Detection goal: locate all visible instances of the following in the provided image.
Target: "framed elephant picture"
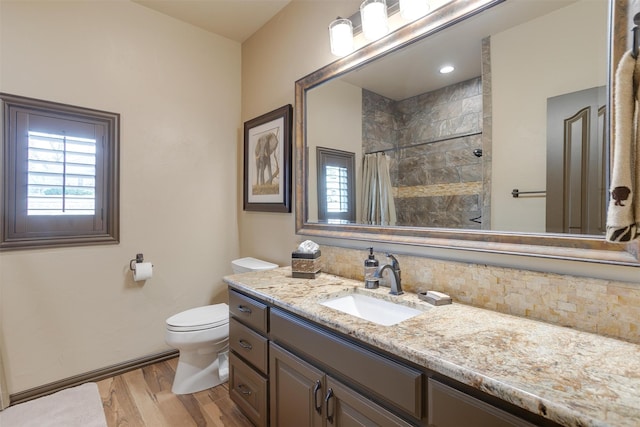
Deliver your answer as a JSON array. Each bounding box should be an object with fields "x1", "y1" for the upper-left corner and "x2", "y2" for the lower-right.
[{"x1": 243, "y1": 104, "x2": 292, "y2": 212}]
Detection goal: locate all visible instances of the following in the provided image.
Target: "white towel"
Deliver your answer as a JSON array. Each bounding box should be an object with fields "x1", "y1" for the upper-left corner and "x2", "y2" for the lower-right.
[{"x1": 606, "y1": 50, "x2": 640, "y2": 242}]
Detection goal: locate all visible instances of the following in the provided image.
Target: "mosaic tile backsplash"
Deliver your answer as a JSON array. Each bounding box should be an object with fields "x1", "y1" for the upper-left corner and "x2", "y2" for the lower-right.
[{"x1": 320, "y1": 245, "x2": 640, "y2": 344}]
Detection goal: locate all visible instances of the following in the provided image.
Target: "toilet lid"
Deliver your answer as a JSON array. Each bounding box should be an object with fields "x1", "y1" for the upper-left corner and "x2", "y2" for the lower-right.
[
  {"x1": 166, "y1": 304, "x2": 229, "y2": 332},
  {"x1": 232, "y1": 257, "x2": 278, "y2": 272}
]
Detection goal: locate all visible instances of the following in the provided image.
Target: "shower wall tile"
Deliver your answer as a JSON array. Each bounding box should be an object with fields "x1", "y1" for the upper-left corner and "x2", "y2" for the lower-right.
[
  {"x1": 446, "y1": 147, "x2": 481, "y2": 168},
  {"x1": 460, "y1": 164, "x2": 482, "y2": 182},
  {"x1": 427, "y1": 166, "x2": 461, "y2": 184},
  {"x1": 362, "y1": 78, "x2": 484, "y2": 229}
]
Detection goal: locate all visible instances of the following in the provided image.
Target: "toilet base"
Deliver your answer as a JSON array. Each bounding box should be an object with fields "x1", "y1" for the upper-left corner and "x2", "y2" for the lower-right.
[{"x1": 171, "y1": 345, "x2": 229, "y2": 394}]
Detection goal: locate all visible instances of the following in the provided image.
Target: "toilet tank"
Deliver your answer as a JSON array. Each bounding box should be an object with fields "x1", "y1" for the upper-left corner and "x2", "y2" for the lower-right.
[{"x1": 231, "y1": 257, "x2": 278, "y2": 273}]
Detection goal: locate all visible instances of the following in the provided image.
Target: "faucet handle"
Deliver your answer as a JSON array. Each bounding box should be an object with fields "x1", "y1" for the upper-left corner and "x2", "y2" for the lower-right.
[{"x1": 385, "y1": 253, "x2": 400, "y2": 270}]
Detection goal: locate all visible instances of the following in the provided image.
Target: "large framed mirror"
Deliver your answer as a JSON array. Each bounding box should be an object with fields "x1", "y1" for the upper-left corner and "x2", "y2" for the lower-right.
[{"x1": 295, "y1": 0, "x2": 640, "y2": 266}]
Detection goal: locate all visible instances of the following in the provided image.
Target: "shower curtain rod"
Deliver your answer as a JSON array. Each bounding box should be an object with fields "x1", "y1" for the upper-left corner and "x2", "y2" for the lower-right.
[{"x1": 366, "y1": 131, "x2": 482, "y2": 155}]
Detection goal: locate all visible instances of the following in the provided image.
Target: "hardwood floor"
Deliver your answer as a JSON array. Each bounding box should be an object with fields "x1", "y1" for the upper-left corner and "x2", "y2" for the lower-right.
[{"x1": 97, "y1": 357, "x2": 253, "y2": 427}]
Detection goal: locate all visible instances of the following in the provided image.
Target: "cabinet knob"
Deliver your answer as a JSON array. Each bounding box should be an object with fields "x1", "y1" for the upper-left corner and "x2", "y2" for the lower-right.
[
  {"x1": 237, "y1": 384, "x2": 252, "y2": 396},
  {"x1": 237, "y1": 305, "x2": 252, "y2": 314},
  {"x1": 238, "y1": 339, "x2": 253, "y2": 350}
]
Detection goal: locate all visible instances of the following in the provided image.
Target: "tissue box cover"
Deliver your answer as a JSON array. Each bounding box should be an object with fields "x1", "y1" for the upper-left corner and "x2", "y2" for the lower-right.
[{"x1": 291, "y1": 250, "x2": 321, "y2": 278}]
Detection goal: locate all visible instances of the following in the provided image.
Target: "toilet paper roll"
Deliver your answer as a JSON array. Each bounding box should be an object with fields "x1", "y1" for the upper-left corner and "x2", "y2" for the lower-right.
[{"x1": 133, "y1": 262, "x2": 153, "y2": 281}]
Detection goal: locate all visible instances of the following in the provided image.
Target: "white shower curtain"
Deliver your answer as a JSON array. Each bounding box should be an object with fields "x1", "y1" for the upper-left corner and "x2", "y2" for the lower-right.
[{"x1": 360, "y1": 153, "x2": 397, "y2": 226}]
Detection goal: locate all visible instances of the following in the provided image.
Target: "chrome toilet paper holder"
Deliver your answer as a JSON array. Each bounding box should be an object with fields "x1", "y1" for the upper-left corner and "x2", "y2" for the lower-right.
[{"x1": 129, "y1": 253, "x2": 145, "y2": 271}]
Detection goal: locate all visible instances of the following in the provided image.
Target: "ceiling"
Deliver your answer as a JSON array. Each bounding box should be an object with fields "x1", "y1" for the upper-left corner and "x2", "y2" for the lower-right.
[{"x1": 132, "y1": 0, "x2": 292, "y2": 42}]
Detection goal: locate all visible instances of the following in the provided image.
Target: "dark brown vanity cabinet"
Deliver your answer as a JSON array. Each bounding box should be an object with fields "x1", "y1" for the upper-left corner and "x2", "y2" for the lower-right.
[
  {"x1": 269, "y1": 308, "x2": 422, "y2": 426},
  {"x1": 324, "y1": 376, "x2": 413, "y2": 427},
  {"x1": 270, "y1": 342, "x2": 412, "y2": 427},
  {"x1": 269, "y1": 343, "x2": 324, "y2": 427}
]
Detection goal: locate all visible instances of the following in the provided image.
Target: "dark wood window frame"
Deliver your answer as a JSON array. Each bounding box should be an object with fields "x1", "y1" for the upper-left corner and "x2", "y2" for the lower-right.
[
  {"x1": 1, "y1": 93, "x2": 120, "y2": 250},
  {"x1": 316, "y1": 147, "x2": 356, "y2": 223}
]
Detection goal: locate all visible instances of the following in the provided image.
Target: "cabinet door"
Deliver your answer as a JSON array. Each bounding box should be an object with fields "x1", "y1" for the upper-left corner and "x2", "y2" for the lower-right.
[
  {"x1": 271, "y1": 308, "x2": 422, "y2": 419},
  {"x1": 428, "y1": 379, "x2": 537, "y2": 427},
  {"x1": 325, "y1": 377, "x2": 413, "y2": 427},
  {"x1": 270, "y1": 343, "x2": 325, "y2": 427}
]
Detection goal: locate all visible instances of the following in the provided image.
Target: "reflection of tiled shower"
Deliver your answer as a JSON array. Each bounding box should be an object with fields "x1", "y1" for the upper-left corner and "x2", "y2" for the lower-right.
[{"x1": 362, "y1": 77, "x2": 484, "y2": 228}]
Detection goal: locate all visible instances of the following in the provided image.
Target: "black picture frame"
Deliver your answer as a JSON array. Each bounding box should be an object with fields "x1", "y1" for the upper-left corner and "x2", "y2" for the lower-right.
[{"x1": 243, "y1": 104, "x2": 292, "y2": 212}]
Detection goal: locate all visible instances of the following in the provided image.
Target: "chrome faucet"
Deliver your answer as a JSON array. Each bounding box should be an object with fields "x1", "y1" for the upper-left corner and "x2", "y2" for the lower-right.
[{"x1": 374, "y1": 254, "x2": 403, "y2": 295}]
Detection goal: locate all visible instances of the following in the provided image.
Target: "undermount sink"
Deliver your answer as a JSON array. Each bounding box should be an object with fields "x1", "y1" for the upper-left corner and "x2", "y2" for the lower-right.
[{"x1": 320, "y1": 291, "x2": 426, "y2": 326}]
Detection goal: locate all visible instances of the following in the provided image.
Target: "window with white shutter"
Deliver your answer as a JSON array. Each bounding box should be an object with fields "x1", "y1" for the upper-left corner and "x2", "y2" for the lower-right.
[
  {"x1": 316, "y1": 147, "x2": 355, "y2": 223},
  {"x1": 1, "y1": 93, "x2": 120, "y2": 250}
]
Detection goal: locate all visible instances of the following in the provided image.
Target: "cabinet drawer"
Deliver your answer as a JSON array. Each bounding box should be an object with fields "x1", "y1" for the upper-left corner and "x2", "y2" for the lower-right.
[
  {"x1": 270, "y1": 308, "x2": 422, "y2": 419},
  {"x1": 428, "y1": 378, "x2": 537, "y2": 427},
  {"x1": 229, "y1": 352, "x2": 268, "y2": 427},
  {"x1": 229, "y1": 289, "x2": 268, "y2": 334},
  {"x1": 230, "y1": 317, "x2": 269, "y2": 373}
]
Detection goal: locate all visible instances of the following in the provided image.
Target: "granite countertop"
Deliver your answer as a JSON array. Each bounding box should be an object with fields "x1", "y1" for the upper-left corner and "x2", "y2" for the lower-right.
[{"x1": 223, "y1": 267, "x2": 640, "y2": 427}]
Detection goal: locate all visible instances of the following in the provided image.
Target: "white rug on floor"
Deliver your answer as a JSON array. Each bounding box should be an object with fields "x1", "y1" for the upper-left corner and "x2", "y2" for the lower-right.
[{"x1": 0, "y1": 382, "x2": 107, "y2": 427}]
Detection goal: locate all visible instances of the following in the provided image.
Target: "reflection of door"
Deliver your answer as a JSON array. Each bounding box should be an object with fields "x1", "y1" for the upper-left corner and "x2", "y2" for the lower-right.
[{"x1": 546, "y1": 86, "x2": 607, "y2": 234}]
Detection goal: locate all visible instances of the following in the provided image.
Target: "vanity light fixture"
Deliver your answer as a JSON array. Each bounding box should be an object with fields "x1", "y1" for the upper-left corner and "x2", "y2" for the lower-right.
[
  {"x1": 439, "y1": 64, "x2": 455, "y2": 74},
  {"x1": 329, "y1": 18, "x2": 355, "y2": 56},
  {"x1": 361, "y1": 0, "x2": 389, "y2": 41},
  {"x1": 328, "y1": 0, "x2": 445, "y2": 55},
  {"x1": 399, "y1": 0, "x2": 430, "y2": 21}
]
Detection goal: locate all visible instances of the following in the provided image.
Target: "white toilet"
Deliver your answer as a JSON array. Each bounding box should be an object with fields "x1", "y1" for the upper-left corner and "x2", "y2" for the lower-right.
[
  {"x1": 165, "y1": 304, "x2": 229, "y2": 394},
  {"x1": 165, "y1": 257, "x2": 277, "y2": 395}
]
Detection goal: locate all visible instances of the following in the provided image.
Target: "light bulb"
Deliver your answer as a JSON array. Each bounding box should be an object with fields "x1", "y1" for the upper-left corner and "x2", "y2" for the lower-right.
[
  {"x1": 440, "y1": 65, "x2": 455, "y2": 74},
  {"x1": 329, "y1": 18, "x2": 354, "y2": 56},
  {"x1": 360, "y1": 0, "x2": 389, "y2": 41}
]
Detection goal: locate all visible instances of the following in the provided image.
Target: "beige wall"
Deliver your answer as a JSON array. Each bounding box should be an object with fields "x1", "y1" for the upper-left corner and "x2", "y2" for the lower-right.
[
  {"x1": 240, "y1": 0, "x2": 362, "y2": 265},
  {"x1": 491, "y1": 0, "x2": 608, "y2": 232},
  {"x1": 0, "y1": 1, "x2": 241, "y2": 393}
]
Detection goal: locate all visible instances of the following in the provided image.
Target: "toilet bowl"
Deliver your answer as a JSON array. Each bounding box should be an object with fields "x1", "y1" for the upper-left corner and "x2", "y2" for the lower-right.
[
  {"x1": 164, "y1": 257, "x2": 277, "y2": 395},
  {"x1": 165, "y1": 304, "x2": 229, "y2": 394}
]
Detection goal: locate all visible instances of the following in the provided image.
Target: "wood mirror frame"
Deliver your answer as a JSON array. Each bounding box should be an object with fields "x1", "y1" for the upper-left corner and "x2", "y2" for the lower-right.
[{"x1": 295, "y1": 0, "x2": 640, "y2": 266}]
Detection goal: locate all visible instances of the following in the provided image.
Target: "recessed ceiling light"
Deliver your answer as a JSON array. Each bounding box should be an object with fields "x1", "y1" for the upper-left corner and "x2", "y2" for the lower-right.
[{"x1": 439, "y1": 65, "x2": 455, "y2": 74}]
